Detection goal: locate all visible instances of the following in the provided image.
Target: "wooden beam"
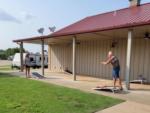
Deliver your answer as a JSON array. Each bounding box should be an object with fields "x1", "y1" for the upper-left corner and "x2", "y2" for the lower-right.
[
  {"x1": 72, "y1": 36, "x2": 76, "y2": 81},
  {"x1": 20, "y1": 42, "x2": 24, "y2": 72},
  {"x1": 125, "y1": 29, "x2": 133, "y2": 90},
  {"x1": 48, "y1": 45, "x2": 51, "y2": 71},
  {"x1": 41, "y1": 40, "x2": 45, "y2": 76}
]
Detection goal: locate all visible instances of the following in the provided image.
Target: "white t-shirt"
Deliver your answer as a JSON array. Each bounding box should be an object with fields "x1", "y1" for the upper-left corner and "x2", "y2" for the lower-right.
[{"x1": 25, "y1": 57, "x2": 30, "y2": 66}]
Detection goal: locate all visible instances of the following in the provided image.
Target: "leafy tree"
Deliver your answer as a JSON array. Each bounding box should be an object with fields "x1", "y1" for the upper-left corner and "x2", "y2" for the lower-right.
[
  {"x1": 0, "y1": 47, "x2": 25, "y2": 60},
  {"x1": 0, "y1": 53, "x2": 7, "y2": 60}
]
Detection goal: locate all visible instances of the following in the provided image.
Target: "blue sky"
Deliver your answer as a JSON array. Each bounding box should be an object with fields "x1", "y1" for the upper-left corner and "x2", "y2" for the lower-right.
[{"x1": 0, "y1": 0, "x2": 149, "y2": 52}]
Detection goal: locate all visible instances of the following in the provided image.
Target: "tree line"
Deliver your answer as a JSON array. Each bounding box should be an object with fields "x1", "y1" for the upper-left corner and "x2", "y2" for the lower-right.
[{"x1": 0, "y1": 48, "x2": 25, "y2": 60}]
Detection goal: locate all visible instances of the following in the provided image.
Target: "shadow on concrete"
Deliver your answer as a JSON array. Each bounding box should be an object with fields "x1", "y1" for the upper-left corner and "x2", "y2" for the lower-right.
[
  {"x1": 44, "y1": 77, "x2": 62, "y2": 80},
  {"x1": 32, "y1": 72, "x2": 62, "y2": 80}
]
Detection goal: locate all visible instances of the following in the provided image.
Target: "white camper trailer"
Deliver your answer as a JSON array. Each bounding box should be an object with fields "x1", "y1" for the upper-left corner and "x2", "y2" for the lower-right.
[
  {"x1": 35, "y1": 52, "x2": 48, "y2": 68},
  {"x1": 12, "y1": 53, "x2": 36, "y2": 69}
]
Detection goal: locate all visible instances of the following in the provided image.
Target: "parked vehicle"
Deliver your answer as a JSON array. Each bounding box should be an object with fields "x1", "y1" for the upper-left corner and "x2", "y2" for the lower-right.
[
  {"x1": 12, "y1": 52, "x2": 48, "y2": 69},
  {"x1": 12, "y1": 53, "x2": 36, "y2": 69},
  {"x1": 7, "y1": 55, "x2": 14, "y2": 61},
  {"x1": 35, "y1": 52, "x2": 48, "y2": 68}
]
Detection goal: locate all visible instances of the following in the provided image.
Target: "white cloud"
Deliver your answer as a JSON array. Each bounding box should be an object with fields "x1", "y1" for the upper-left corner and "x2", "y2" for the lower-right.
[{"x1": 0, "y1": 8, "x2": 21, "y2": 23}]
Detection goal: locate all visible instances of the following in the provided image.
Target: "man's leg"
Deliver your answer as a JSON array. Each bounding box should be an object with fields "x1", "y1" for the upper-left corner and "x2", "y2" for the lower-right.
[
  {"x1": 28, "y1": 68, "x2": 31, "y2": 77},
  {"x1": 25, "y1": 67, "x2": 28, "y2": 78},
  {"x1": 117, "y1": 69, "x2": 123, "y2": 90},
  {"x1": 112, "y1": 69, "x2": 117, "y2": 88},
  {"x1": 113, "y1": 78, "x2": 117, "y2": 89},
  {"x1": 27, "y1": 68, "x2": 29, "y2": 77},
  {"x1": 118, "y1": 78, "x2": 123, "y2": 90}
]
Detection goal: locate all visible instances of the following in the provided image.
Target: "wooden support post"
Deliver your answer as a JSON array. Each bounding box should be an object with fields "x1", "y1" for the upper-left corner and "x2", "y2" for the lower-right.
[
  {"x1": 125, "y1": 30, "x2": 133, "y2": 90},
  {"x1": 20, "y1": 42, "x2": 24, "y2": 72},
  {"x1": 48, "y1": 45, "x2": 51, "y2": 71},
  {"x1": 72, "y1": 36, "x2": 76, "y2": 81},
  {"x1": 41, "y1": 40, "x2": 45, "y2": 76}
]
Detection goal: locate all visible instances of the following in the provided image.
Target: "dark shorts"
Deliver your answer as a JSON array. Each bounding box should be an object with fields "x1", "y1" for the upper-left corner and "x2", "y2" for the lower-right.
[
  {"x1": 25, "y1": 65, "x2": 30, "y2": 68},
  {"x1": 112, "y1": 67, "x2": 120, "y2": 79}
]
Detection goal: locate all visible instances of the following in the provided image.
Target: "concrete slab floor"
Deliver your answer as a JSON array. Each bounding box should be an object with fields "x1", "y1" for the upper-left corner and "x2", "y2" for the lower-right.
[{"x1": 96, "y1": 101, "x2": 150, "y2": 113}]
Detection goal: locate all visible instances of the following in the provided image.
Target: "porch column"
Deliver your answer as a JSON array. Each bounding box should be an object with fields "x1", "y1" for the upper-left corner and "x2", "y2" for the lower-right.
[
  {"x1": 72, "y1": 36, "x2": 76, "y2": 81},
  {"x1": 41, "y1": 39, "x2": 45, "y2": 76},
  {"x1": 125, "y1": 29, "x2": 133, "y2": 90},
  {"x1": 20, "y1": 42, "x2": 24, "y2": 72}
]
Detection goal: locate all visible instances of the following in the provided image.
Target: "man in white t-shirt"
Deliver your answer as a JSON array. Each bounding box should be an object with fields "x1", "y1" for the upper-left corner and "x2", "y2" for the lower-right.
[{"x1": 25, "y1": 53, "x2": 31, "y2": 78}]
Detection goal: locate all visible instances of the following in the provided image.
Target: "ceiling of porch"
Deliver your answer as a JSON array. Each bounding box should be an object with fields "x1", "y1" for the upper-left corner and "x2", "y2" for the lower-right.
[
  {"x1": 17, "y1": 25, "x2": 150, "y2": 45},
  {"x1": 46, "y1": 25, "x2": 150, "y2": 45}
]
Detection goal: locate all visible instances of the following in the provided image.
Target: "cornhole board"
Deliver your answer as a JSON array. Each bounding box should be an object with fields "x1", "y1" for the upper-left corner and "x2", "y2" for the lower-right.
[
  {"x1": 32, "y1": 72, "x2": 45, "y2": 79},
  {"x1": 130, "y1": 80, "x2": 147, "y2": 84},
  {"x1": 93, "y1": 86, "x2": 121, "y2": 93}
]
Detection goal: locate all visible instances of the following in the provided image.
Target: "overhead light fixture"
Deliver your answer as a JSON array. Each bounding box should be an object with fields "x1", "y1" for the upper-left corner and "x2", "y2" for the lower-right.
[
  {"x1": 144, "y1": 32, "x2": 150, "y2": 39},
  {"x1": 76, "y1": 41, "x2": 80, "y2": 45},
  {"x1": 111, "y1": 40, "x2": 118, "y2": 48}
]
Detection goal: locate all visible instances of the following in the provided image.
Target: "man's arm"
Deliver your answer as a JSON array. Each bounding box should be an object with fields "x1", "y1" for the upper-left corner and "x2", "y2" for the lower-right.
[{"x1": 101, "y1": 56, "x2": 114, "y2": 65}]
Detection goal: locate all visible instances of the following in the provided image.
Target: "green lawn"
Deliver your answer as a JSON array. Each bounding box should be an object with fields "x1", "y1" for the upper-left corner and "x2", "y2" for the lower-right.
[
  {"x1": 0, "y1": 72, "x2": 124, "y2": 113},
  {"x1": 0, "y1": 65, "x2": 12, "y2": 71}
]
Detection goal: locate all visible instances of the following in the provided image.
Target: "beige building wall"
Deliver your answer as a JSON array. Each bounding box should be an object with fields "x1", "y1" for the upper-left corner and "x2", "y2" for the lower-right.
[
  {"x1": 130, "y1": 39, "x2": 150, "y2": 82},
  {"x1": 48, "y1": 44, "x2": 72, "y2": 72},
  {"x1": 75, "y1": 39, "x2": 127, "y2": 80},
  {"x1": 48, "y1": 38, "x2": 150, "y2": 82}
]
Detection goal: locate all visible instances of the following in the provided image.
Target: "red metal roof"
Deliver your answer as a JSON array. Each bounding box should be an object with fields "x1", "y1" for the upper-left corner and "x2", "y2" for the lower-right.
[{"x1": 14, "y1": 3, "x2": 150, "y2": 42}]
